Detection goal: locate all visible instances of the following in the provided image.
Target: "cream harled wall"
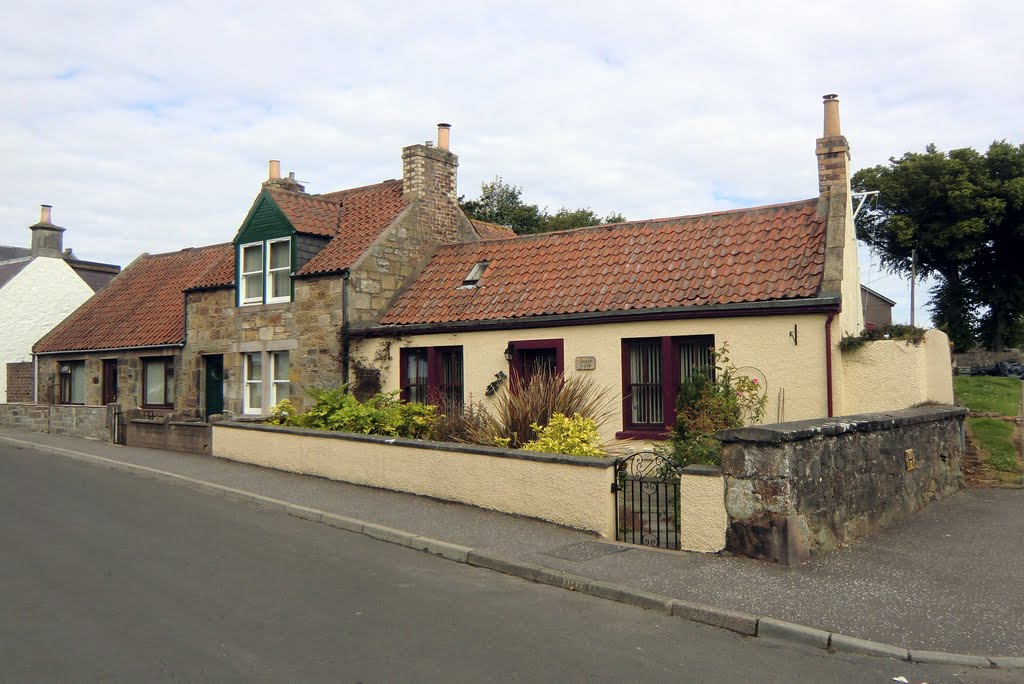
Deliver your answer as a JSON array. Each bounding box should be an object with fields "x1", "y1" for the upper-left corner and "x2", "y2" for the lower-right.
[
  {"x1": 840, "y1": 328, "x2": 954, "y2": 415},
  {"x1": 355, "y1": 313, "x2": 832, "y2": 444}
]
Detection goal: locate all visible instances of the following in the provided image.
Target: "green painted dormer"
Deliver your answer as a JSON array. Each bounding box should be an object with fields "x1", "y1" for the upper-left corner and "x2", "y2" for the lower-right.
[{"x1": 234, "y1": 191, "x2": 296, "y2": 306}]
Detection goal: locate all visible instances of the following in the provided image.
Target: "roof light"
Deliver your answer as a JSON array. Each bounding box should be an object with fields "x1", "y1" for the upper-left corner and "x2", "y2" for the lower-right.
[{"x1": 462, "y1": 260, "x2": 490, "y2": 287}]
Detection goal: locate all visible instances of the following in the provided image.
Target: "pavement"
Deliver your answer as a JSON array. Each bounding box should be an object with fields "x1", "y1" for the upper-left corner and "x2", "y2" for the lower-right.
[{"x1": 2, "y1": 426, "x2": 1022, "y2": 669}]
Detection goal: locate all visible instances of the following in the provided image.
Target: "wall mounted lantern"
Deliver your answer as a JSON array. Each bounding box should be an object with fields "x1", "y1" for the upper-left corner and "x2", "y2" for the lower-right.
[{"x1": 503, "y1": 343, "x2": 515, "y2": 362}]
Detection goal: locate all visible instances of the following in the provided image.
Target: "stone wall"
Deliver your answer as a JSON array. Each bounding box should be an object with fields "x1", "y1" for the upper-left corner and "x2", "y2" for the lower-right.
[
  {"x1": 0, "y1": 402, "x2": 112, "y2": 441},
  {"x1": 126, "y1": 414, "x2": 211, "y2": 454},
  {"x1": 0, "y1": 402, "x2": 51, "y2": 432},
  {"x1": 35, "y1": 350, "x2": 174, "y2": 411},
  {"x1": 5, "y1": 362, "x2": 33, "y2": 402},
  {"x1": 719, "y1": 406, "x2": 967, "y2": 565},
  {"x1": 182, "y1": 281, "x2": 344, "y2": 416}
]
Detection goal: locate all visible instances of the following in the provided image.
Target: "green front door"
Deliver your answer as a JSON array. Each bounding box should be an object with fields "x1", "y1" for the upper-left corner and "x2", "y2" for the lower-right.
[{"x1": 204, "y1": 355, "x2": 224, "y2": 420}]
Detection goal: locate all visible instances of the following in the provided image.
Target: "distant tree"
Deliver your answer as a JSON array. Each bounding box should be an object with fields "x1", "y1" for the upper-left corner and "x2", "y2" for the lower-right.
[
  {"x1": 852, "y1": 141, "x2": 1024, "y2": 352},
  {"x1": 460, "y1": 177, "x2": 625, "y2": 235}
]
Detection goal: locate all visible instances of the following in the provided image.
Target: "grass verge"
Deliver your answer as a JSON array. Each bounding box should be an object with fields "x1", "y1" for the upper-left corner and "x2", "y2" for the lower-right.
[
  {"x1": 953, "y1": 376, "x2": 1021, "y2": 416},
  {"x1": 965, "y1": 418, "x2": 1018, "y2": 473}
]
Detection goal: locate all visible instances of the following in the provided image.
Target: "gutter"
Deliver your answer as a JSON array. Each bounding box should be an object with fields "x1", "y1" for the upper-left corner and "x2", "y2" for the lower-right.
[
  {"x1": 34, "y1": 342, "x2": 185, "y2": 356},
  {"x1": 32, "y1": 353, "x2": 37, "y2": 402},
  {"x1": 351, "y1": 297, "x2": 842, "y2": 338}
]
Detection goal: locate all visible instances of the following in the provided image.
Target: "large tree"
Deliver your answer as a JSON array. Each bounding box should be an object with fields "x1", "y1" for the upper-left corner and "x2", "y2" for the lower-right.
[
  {"x1": 460, "y1": 177, "x2": 625, "y2": 235},
  {"x1": 853, "y1": 142, "x2": 1024, "y2": 351}
]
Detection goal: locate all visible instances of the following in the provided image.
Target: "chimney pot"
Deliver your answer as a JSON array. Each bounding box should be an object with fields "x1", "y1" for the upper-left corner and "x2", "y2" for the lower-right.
[
  {"x1": 40, "y1": 204, "x2": 52, "y2": 224},
  {"x1": 268, "y1": 160, "x2": 281, "y2": 180},
  {"x1": 437, "y1": 123, "x2": 451, "y2": 150},
  {"x1": 822, "y1": 94, "x2": 841, "y2": 137}
]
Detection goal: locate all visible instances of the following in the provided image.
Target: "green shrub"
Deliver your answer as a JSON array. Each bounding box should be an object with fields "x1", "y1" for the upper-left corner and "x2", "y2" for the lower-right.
[
  {"x1": 521, "y1": 413, "x2": 605, "y2": 457},
  {"x1": 268, "y1": 387, "x2": 436, "y2": 439},
  {"x1": 665, "y1": 344, "x2": 767, "y2": 467},
  {"x1": 839, "y1": 324, "x2": 928, "y2": 352},
  {"x1": 462, "y1": 366, "x2": 614, "y2": 449}
]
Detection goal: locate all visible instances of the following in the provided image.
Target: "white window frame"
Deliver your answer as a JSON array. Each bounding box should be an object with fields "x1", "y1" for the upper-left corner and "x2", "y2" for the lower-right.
[
  {"x1": 243, "y1": 353, "x2": 263, "y2": 415},
  {"x1": 270, "y1": 351, "x2": 290, "y2": 406},
  {"x1": 265, "y1": 237, "x2": 292, "y2": 304},
  {"x1": 239, "y1": 241, "x2": 265, "y2": 305}
]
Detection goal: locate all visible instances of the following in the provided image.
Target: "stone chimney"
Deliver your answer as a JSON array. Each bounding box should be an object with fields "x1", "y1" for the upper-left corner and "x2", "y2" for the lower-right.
[
  {"x1": 30, "y1": 204, "x2": 66, "y2": 257},
  {"x1": 263, "y1": 160, "x2": 306, "y2": 193},
  {"x1": 816, "y1": 94, "x2": 850, "y2": 195},
  {"x1": 814, "y1": 93, "x2": 864, "y2": 334},
  {"x1": 401, "y1": 124, "x2": 473, "y2": 243}
]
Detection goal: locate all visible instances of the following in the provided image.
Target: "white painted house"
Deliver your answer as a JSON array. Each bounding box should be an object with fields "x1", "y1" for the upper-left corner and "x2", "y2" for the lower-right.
[{"x1": 0, "y1": 206, "x2": 120, "y2": 402}]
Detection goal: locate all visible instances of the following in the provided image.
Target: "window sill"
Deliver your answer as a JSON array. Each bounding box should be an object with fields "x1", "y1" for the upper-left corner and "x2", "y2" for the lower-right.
[
  {"x1": 615, "y1": 429, "x2": 669, "y2": 441},
  {"x1": 238, "y1": 300, "x2": 292, "y2": 312}
]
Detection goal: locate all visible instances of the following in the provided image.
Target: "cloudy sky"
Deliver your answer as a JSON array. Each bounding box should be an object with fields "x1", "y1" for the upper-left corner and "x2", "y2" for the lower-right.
[{"x1": 2, "y1": 1, "x2": 1021, "y2": 325}]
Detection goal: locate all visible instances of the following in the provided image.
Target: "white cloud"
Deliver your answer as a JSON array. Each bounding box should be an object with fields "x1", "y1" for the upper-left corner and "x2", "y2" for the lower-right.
[{"x1": 1, "y1": 0, "x2": 1021, "y2": 327}]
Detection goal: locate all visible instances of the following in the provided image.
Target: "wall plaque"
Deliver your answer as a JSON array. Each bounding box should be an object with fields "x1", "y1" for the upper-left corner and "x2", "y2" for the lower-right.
[{"x1": 575, "y1": 356, "x2": 597, "y2": 371}]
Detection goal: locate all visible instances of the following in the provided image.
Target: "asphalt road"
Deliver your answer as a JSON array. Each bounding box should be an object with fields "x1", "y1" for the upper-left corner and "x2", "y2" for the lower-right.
[{"x1": 0, "y1": 443, "x2": 1013, "y2": 683}]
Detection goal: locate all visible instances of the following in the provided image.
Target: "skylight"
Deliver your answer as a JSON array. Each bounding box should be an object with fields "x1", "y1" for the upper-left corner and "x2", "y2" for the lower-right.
[{"x1": 462, "y1": 260, "x2": 490, "y2": 287}]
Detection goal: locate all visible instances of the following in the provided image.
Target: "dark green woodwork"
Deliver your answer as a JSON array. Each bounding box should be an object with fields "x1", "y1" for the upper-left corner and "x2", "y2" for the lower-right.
[
  {"x1": 234, "y1": 192, "x2": 298, "y2": 306},
  {"x1": 233, "y1": 192, "x2": 294, "y2": 245},
  {"x1": 204, "y1": 355, "x2": 224, "y2": 419}
]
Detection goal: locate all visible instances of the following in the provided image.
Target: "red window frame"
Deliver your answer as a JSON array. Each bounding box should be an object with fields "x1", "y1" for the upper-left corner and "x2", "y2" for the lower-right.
[
  {"x1": 618, "y1": 335, "x2": 714, "y2": 439},
  {"x1": 507, "y1": 339, "x2": 564, "y2": 390},
  {"x1": 399, "y1": 346, "x2": 464, "y2": 407}
]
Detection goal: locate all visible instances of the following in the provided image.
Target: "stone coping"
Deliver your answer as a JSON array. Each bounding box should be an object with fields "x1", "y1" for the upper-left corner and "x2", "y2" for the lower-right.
[
  {"x1": 215, "y1": 420, "x2": 616, "y2": 469},
  {"x1": 680, "y1": 464, "x2": 723, "y2": 477},
  {"x1": 129, "y1": 418, "x2": 209, "y2": 427},
  {"x1": 717, "y1": 405, "x2": 968, "y2": 444}
]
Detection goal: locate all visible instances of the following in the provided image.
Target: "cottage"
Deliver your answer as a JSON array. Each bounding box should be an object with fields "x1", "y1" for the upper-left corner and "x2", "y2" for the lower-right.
[
  {"x1": 1, "y1": 207, "x2": 119, "y2": 403},
  {"x1": 350, "y1": 95, "x2": 952, "y2": 443}
]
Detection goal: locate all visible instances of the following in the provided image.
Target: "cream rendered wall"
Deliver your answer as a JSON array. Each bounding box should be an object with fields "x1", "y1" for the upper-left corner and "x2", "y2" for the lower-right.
[
  {"x1": 837, "y1": 190, "x2": 865, "y2": 338},
  {"x1": 840, "y1": 328, "x2": 954, "y2": 414},
  {"x1": 213, "y1": 425, "x2": 617, "y2": 536},
  {"x1": 0, "y1": 258, "x2": 94, "y2": 402},
  {"x1": 355, "y1": 312, "x2": 831, "y2": 444},
  {"x1": 924, "y1": 329, "x2": 954, "y2": 405}
]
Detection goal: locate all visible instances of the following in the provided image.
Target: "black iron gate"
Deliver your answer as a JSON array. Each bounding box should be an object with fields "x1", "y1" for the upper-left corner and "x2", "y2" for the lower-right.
[
  {"x1": 110, "y1": 405, "x2": 126, "y2": 445},
  {"x1": 613, "y1": 451, "x2": 683, "y2": 550}
]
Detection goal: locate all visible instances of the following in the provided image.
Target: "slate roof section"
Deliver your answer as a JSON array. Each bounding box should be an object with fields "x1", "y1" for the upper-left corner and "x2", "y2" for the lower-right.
[
  {"x1": 0, "y1": 258, "x2": 31, "y2": 289},
  {"x1": 298, "y1": 180, "x2": 407, "y2": 275},
  {"x1": 0, "y1": 246, "x2": 31, "y2": 261},
  {"x1": 34, "y1": 243, "x2": 234, "y2": 353},
  {"x1": 380, "y1": 199, "x2": 827, "y2": 326},
  {"x1": 470, "y1": 220, "x2": 517, "y2": 240},
  {"x1": 67, "y1": 260, "x2": 121, "y2": 292}
]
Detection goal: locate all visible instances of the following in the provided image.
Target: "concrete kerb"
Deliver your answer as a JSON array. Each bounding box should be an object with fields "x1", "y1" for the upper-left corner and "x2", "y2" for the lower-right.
[{"x1": 2, "y1": 434, "x2": 1020, "y2": 670}]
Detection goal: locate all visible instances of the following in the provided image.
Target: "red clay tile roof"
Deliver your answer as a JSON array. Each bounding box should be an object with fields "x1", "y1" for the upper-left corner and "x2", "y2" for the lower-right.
[
  {"x1": 470, "y1": 219, "x2": 517, "y2": 240},
  {"x1": 298, "y1": 180, "x2": 406, "y2": 275},
  {"x1": 266, "y1": 189, "x2": 342, "y2": 238},
  {"x1": 34, "y1": 243, "x2": 233, "y2": 353},
  {"x1": 379, "y1": 199, "x2": 826, "y2": 326}
]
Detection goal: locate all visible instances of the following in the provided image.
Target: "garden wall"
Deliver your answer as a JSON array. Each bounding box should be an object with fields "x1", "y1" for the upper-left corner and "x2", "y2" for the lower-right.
[
  {"x1": 212, "y1": 422, "x2": 617, "y2": 536},
  {"x1": 840, "y1": 328, "x2": 954, "y2": 414},
  {"x1": 718, "y1": 405, "x2": 967, "y2": 565},
  {"x1": 0, "y1": 402, "x2": 112, "y2": 441},
  {"x1": 126, "y1": 417, "x2": 212, "y2": 455}
]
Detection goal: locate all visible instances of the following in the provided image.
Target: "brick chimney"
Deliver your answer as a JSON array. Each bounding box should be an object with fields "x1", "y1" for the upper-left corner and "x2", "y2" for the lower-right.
[
  {"x1": 263, "y1": 160, "x2": 306, "y2": 193},
  {"x1": 30, "y1": 204, "x2": 66, "y2": 257},
  {"x1": 401, "y1": 123, "x2": 474, "y2": 243}
]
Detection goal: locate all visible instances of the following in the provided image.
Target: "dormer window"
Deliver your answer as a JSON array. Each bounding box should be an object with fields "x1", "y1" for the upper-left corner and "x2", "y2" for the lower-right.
[
  {"x1": 462, "y1": 260, "x2": 490, "y2": 287},
  {"x1": 239, "y1": 237, "x2": 292, "y2": 305}
]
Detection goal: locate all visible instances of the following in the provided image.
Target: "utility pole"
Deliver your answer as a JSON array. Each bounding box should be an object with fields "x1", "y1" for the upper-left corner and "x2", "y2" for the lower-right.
[{"x1": 910, "y1": 249, "x2": 916, "y2": 327}]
